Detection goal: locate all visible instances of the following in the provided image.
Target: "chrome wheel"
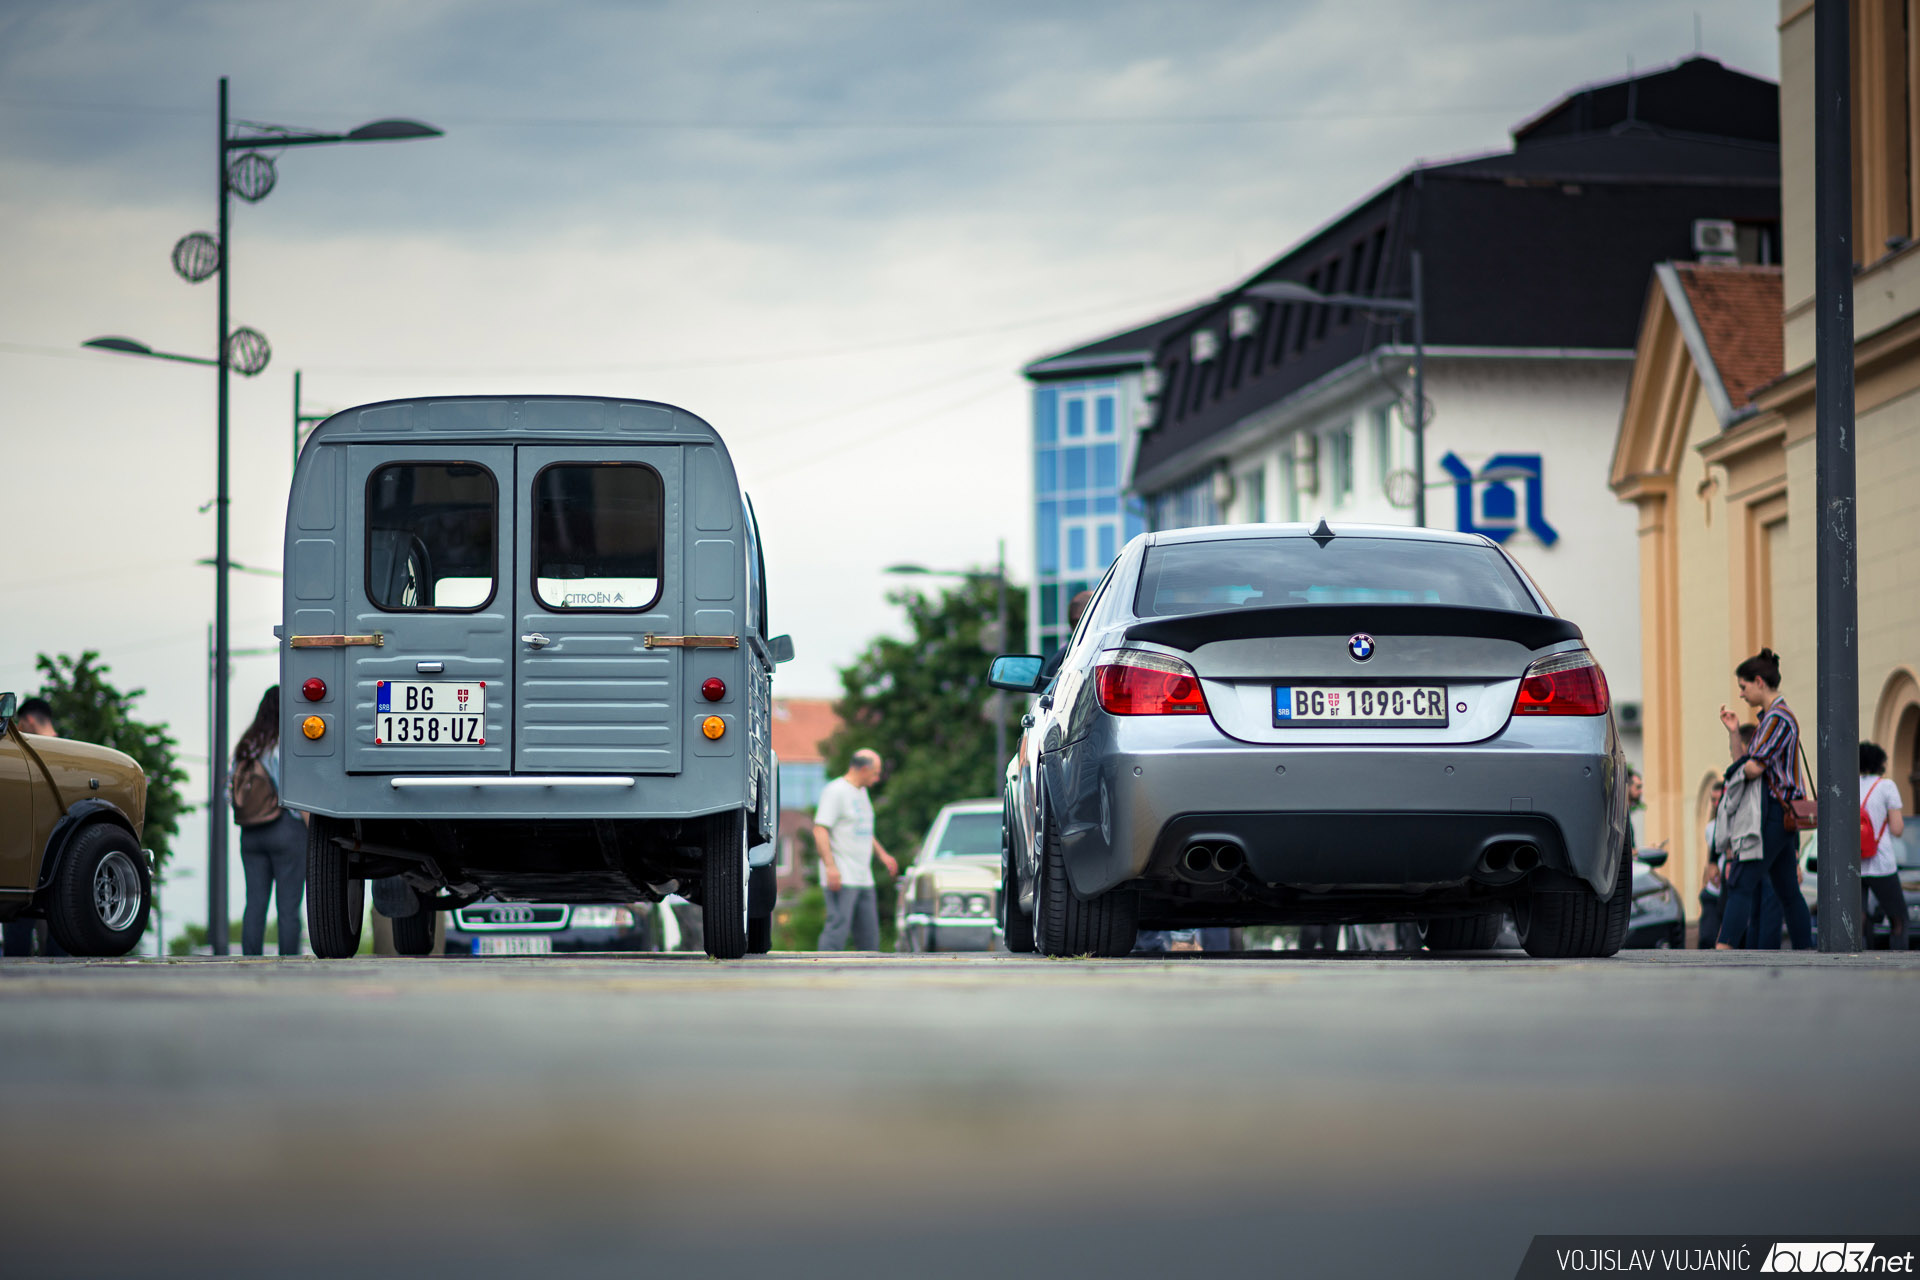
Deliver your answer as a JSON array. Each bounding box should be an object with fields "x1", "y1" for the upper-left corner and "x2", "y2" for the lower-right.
[{"x1": 93, "y1": 850, "x2": 142, "y2": 932}]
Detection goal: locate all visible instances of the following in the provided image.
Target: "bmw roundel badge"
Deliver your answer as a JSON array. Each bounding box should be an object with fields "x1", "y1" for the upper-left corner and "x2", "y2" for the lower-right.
[{"x1": 1347, "y1": 633, "x2": 1375, "y2": 662}]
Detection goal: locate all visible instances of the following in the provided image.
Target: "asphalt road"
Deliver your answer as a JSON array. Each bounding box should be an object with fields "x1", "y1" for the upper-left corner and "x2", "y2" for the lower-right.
[{"x1": 4, "y1": 948, "x2": 1918, "y2": 1278}]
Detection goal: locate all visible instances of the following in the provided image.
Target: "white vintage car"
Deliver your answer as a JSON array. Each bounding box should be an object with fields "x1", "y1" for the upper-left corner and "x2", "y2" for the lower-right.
[{"x1": 894, "y1": 799, "x2": 1001, "y2": 952}]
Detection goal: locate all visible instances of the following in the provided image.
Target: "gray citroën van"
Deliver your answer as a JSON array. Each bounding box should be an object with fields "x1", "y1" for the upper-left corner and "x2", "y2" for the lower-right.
[{"x1": 277, "y1": 396, "x2": 791, "y2": 959}]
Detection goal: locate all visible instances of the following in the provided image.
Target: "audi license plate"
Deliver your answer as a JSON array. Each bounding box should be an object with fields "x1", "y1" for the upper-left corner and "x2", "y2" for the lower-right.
[
  {"x1": 1274, "y1": 684, "x2": 1448, "y2": 727},
  {"x1": 374, "y1": 680, "x2": 486, "y2": 746},
  {"x1": 474, "y1": 935, "x2": 552, "y2": 956}
]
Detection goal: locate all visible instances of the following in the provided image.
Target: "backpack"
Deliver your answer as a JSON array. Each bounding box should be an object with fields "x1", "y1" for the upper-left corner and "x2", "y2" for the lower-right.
[
  {"x1": 1860, "y1": 779, "x2": 1889, "y2": 862},
  {"x1": 230, "y1": 754, "x2": 281, "y2": 828}
]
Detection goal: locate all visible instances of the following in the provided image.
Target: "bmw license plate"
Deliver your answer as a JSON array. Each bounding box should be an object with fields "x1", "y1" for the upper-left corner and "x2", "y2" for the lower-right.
[
  {"x1": 374, "y1": 680, "x2": 486, "y2": 746},
  {"x1": 1274, "y1": 685, "x2": 1448, "y2": 727}
]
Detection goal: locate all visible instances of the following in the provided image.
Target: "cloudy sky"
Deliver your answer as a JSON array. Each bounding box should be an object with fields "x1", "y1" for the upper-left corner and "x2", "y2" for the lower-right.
[{"x1": 1, "y1": 0, "x2": 1775, "y2": 930}]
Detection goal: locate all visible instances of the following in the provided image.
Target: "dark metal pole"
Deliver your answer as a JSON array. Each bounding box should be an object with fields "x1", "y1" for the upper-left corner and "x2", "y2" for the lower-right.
[
  {"x1": 211, "y1": 76, "x2": 231, "y2": 956},
  {"x1": 293, "y1": 369, "x2": 301, "y2": 470},
  {"x1": 1410, "y1": 249, "x2": 1426, "y2": 529},
  {"x1": 994, "y1": 540, "x2": 1008, "y2": 769},
  {"x1": 1814, "y1": 0, "x2": 1861, "y2": 952}
]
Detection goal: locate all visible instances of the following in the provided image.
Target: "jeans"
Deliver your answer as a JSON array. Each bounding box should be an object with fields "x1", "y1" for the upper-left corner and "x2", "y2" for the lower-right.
[
  {"x1": 1864, "y1": 873, "x2": 1910, "y2": 950},
  {"x1": 1715, "y1": 793, "x2": 1813, "y2": 949},
  {"x1": 239, "y1": 811, "x2": 307, "y2": 956},
  {"x1": 818, "y1": 886, "x2": 878, "y2": 951},
  {"x1": 1696, "y1": 891, "x2": 1722, "y2": 949}
]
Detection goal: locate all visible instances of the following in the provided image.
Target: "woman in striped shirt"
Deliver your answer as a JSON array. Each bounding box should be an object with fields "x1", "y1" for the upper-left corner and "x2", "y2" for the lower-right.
[{"x1": 1714, "y1": 648, "x2": 1815, "y2": 949}]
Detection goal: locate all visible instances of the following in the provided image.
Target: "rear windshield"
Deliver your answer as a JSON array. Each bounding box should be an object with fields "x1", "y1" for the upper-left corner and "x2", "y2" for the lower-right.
[
  {"x1": 931, "y1": 812, "x2": 1001, "y2": 858},
  {"x1": 1134, "y1": 536, "x2": 1538, "y2": 617},
  {"x1": 366, "y1": 462, "x2": 497, "y2": 611},
  {"x1": 533, "y1": 463, "x2": 664, "y2": 611}
]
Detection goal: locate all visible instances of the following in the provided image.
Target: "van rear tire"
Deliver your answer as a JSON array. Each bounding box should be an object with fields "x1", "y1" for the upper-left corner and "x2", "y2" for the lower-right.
[
  {"x1": 703, "y1": 809, "x2": 749, "y2": 960},
  {"x1": 307, "y1": 816, "x2": 364, "y2": 959}
]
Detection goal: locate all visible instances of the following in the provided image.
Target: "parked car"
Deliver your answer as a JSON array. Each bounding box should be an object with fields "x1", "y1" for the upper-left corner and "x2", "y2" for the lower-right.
[
  {"x1": 989, "y1": 523, "x2": 1631, "y2": 959},
  {"x1": 277, "y1": 396, "x2": 791, "y2": 960},
  {"x1": 1624, "y1": 848, "x2": 1686, "y2": 949},
  {"x1": 0, "y1": 692, "x2": 152, "y2": 956},
  {"x1": 1800, "y1": 831, "x2": 1920, "y2": 948},
  {"x1": 894, "y1": 799, "x2": 1001, "y2": 952},
  {"x1": 444, "y1": 899, "x2": 655, "y2": 956}
]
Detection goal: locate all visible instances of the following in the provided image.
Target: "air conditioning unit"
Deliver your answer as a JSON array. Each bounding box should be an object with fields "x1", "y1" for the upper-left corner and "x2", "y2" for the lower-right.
[
  {"x1": 1190, "y1": 329, "x2": 1220, "y2": 363},
  {"x1": 1229, "y1": 304, "x2": 1260, "y2": 340},
  {"x1": 1615, "y1": 701, "x2": 1643, "y2": 733},
  {"x1": 1693, "y1": 219, "x2": 1738, "y2": 256}
]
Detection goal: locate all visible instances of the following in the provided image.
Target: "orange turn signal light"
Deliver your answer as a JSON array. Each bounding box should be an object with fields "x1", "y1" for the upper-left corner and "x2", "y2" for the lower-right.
[
  {"x1": 301, "y1": 715, "x2": 326, "y2": 740},
  {"x1": 700, "y1": 715, "x2": 726, "y2": 740}
]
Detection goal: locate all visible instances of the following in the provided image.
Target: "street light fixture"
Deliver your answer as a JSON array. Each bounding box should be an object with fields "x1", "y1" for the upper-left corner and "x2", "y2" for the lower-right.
[
  {"x1": 885, "y1": 543, "x2": 1012, "y2": 769},
  {"x1": 1247, "y1": 251, "x2": 1428, "y2": 527},
  {"x1": 87, "y1": 79, "x2": 441, "y2": 956}
]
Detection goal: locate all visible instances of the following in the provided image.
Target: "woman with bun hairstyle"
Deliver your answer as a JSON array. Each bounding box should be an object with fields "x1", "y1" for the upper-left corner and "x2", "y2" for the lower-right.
[{"x1": 1714, "y1": 648, "x2": 1815, "y2": 949}]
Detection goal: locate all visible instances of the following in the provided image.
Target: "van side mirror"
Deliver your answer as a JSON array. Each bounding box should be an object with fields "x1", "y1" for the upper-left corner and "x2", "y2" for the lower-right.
[
  {"x1": 1635, "y1": 848, "x2": 1668, "y2": 868},
  {"x1": 767, "y1": 635, "x2": 795, "y2": 665},
  {"x1": 0, "y1": 692, "x2": 14, "y2": 727},
  {"x1": 988, "y1": 655, "x2": 1046, "y2": 693}
]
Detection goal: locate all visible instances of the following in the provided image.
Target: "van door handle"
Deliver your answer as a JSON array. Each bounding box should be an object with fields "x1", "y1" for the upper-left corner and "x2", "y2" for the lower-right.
[{"x1": 520, "y1": 633, "x2": 552, "y2": 649}]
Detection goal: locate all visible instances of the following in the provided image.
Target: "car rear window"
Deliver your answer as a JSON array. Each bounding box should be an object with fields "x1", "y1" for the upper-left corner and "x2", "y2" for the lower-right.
[
  {"x1": 932, "y1": 812, "x2": 1001, "y2": 858},
  {"x1": 1134, "y1": 536, "x2": 1538, "y2": 617}
]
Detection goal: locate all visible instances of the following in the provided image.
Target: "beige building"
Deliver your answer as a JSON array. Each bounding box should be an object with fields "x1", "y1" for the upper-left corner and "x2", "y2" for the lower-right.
[{"x1": 1611, "y1": 0, "x2": 1920, "y2": 907}]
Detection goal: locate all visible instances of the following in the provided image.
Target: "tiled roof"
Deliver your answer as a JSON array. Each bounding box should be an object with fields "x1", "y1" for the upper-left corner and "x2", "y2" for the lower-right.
[
  {"x1": 772, "y1": 697, "x2": 840, "y2": 763},
  {"x1": 1670, "y1": 263, "x2": 1783, "y2": 407}
]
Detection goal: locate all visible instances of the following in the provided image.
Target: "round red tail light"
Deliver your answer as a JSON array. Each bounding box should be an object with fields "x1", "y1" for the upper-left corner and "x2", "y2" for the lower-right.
[
  {"x1": 301, "y1": 677, "x2": 327, "y2": 702},
  {"x1": 701, "y1": 677, "x2": 726, "y2": 702}
]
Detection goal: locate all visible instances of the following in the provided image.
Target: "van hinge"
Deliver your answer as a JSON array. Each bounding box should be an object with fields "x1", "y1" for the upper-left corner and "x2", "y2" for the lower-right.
[
  {"x1": 289, "y1": 633, "x2": 386, "y2": 648},
  {"x1": 643, "y1": 634, "x2": 739, "y2": 650}
]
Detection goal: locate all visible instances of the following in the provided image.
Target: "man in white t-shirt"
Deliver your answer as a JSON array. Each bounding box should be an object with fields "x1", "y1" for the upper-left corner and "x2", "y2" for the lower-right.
[
  {"x1": 1860, "y1": 741, "x2": 1908, "y2": 951},
  {"x1": 812, "y1": 749, "x2": 898, "y2": 951}
]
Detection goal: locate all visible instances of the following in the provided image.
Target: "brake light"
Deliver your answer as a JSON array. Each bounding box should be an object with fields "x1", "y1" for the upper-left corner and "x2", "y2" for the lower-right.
[
  {"x1": 301, "y1": 677, "x2": 327, "y2": 702},
  {"x1": 1094, "y1": 650, "x2": 1209, "y2": 716},
  {"x1": 1512, "y1": 650, "x2": 1610, "y2": 716}
]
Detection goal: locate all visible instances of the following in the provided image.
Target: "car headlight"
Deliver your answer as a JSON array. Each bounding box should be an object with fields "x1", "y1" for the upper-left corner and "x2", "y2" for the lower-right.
[
  {"x1": 568, "y1": 906, "x2": 633, "y2": 929},
  {"x1": 967, "y1": 894, "x2": 991, "y2": 917},
  {"x1": 938, "y1": 893, "x2": 967, "y2": 918}
]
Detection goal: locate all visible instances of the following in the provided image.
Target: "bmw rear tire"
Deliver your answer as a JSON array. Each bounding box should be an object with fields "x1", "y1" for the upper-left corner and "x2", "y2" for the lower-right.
[
  {"x1": 1000, "y1": 813, "x2": 1035, "y2": 954},
  {"x1": 1419, "y1": 913, "x2": 1504, "y2": 953},
  {"x1": 1034, "y1": 808, "x2": 1136, "y2": 958},
  {"x1": 1517, "y1": 838, "x2": 1633, "y2": 959},
  {"x1": 306, "y1": 816, "x2": 364, "y2": 959}
]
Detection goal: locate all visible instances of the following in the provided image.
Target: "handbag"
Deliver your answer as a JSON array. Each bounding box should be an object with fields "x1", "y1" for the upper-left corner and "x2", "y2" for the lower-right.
[{"x1": 1784, "y1": 741, "x2": 1818, "y2": 833}]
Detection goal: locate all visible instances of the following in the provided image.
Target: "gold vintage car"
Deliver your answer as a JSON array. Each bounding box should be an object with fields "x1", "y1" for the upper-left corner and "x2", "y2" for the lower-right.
[
  {"x1": 894, "y1": 798, "x2": 1002, "y2": 952},
  {"x1": 0, "y1": 693, "x2": 152, "y2": 955}
]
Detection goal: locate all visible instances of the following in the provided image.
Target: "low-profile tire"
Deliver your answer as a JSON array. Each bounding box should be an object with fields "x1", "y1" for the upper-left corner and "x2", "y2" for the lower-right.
[
  {"x1": 306, "y1": 815, "x2": 364, "y2": 959},
  {"x1": 1000, "y1": 854, "x2": 1035, "y2": 955},
  {"x1": 44, "y1": 822, "x2": 150, "y2": 957},
  {"x1": 1033, "y1": 807, "x2": 1137, "y2": 958},
  {"x1": 1420, "y1": 913, "x2": 1505, "y2": 953},
  {"x1": 1518, "y1": 838, "x2": 1633, "y2": 959},
  {"x1": 391, "y1": 899, "x2": 437, "y2": 957},
  {"x1": 703, "y1": 809, "x2": 749, "y2": 959}
]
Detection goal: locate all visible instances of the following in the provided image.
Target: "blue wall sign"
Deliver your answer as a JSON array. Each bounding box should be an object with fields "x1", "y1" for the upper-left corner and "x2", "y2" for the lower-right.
[{"x1": 1439, "y1": 452, "x2": 1559, "y2": 546}]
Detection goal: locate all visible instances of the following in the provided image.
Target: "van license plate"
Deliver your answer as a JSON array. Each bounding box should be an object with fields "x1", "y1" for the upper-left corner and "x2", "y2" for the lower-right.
[
  {"x1": 375, "y1": 681, "x2": 486, "y2": 746},
  {"x1": 1273, "y1": 685, "x2": 1448, "y2": 727}
]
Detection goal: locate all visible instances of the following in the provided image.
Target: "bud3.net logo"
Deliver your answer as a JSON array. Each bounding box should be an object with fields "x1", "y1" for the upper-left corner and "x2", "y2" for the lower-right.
[{"x1": 1762, "y1": 1244, "x2": 1915, "y2": 1273}]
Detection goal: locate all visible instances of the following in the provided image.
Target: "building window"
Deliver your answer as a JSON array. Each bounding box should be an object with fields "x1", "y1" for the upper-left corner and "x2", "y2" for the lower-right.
[
  {"x1": 1854, "y1": 0, "x2": 1913, "y2": 257},
  {"x1": 1066, "y1": 397, "x2": 1086, "y2": 438},
  {"x1": 1034, "y1": 387, "x2": 1058, "y2": 443},
  {"x1": 1067, "y1": 525, "x2": 1087, "y2": 572},
  {"x1": 1277, "y1": 446, "x2": 1299, "y2": 522},
  {"x1": 1241, "y1": 467, "x2": 1266, "y2": 522},
  {"x1": 1063, "y1": 446, "x2": 1088, "y2": 492},
  {"x1": 1037, "y1": 501, "x2": 1059, "y2": 573},
  {"x1": 1097, "y1": 524, "x2": 1117, "y2": 568},
  {"x1": 1329, "y1": 426, "x2": 1353, "y2": 507},
  {"x1": 1371, "y1": 404, "x2": 1394, "y2": 491},
  {"x1": 1094, "y1": 443, "x2": 1118, "y2": 489},
  {"x1": 1036, "y1": 447, "x2": 1057, "y2": 495},
  {"x1": 1096, "y1": 396, "x2": 1116, "y2": 435}
]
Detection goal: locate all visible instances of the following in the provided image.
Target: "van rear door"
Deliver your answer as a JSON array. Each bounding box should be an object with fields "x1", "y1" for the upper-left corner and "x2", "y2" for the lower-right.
[
  {"x1": 344, "y1": 446, "x2": 516, "y2": 774},
  {"x1": 512, "y1": 446, "x2": 684, "y2": 774}
]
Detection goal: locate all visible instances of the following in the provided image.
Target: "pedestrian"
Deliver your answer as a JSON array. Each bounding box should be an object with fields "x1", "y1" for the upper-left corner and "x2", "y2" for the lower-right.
[
  {"x1": 813, "y1": 749, "x2": 898, "y2": 951},
  {"x1": 16, "y1": 697, "x2": 56, "y2": 737},
  {"x1": 1859, "y1": 741, "x2": 1908, "y2": 951},
  {"x1": 231, "y1": 686, "x2": 307, "y2": 957},
  {"x1": 1697, "y1": 777, "x2": 1726, "y2": 948},
  {"x1": 1714, "y1": 649, "x2": 1814, "y2": 950},
  {"x1": 1625, "y1": 766, "x2": 1644, "y2": 850}
]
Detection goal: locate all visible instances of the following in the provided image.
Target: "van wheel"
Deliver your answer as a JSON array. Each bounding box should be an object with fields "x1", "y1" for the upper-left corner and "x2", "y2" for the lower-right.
[
  {"x1": 307, "y1": 817, "x2": 364, "y2": 959},
  {"x1": 1419, "y1": 913, "x2": 1504, "y2": 952},
  {"x1": 1033, "y1": 807, "x2": 1136, "y2": 958},
  {"x1": 1518, "y1": 838, "x2": 1633, "y2": 959},
  {"x1": 703, "y1": 809, "x2": 749, "y2": 959},
  {"x1": 45, "y1": 823, "x2": 151, "y2": 957},
  {"x1": 392, "y1": 900, "x2": 437, "y2": 957}
]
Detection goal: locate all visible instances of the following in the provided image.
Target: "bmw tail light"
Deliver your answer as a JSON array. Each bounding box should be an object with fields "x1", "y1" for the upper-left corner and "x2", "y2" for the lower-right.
[
  {"x1": 1512, "y1": 649, "x2": 1610, "y2": 716},
  {"x1": 1094, "y1": 650, "x2": 1209, "y2": 716}
]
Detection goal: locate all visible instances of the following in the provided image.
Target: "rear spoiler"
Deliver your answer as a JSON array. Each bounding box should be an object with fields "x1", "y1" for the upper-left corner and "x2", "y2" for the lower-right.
[{"x1": 1124, "y1": 604, "x2": 1582, "y2": 652}]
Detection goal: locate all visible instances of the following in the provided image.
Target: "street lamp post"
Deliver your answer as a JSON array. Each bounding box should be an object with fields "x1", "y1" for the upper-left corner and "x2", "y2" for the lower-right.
[
  {"x1": 1247, "y1": 251, "x2": 1427, "y2": 526},
  {"x1": 86, "y1": 80, "x2": 440, "y2": 954},
  {"x1": 885, "y1": 542, "x2": 1011, "y2": 768}
]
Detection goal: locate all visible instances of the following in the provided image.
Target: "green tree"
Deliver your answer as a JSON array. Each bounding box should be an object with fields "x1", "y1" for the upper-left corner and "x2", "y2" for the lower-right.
[
  {"x1": 821, "y1": 575, "x2": 1027, "y2": 902},
  {"x1": 33, "y1": 652, "x2": 192, "y2": 877}
]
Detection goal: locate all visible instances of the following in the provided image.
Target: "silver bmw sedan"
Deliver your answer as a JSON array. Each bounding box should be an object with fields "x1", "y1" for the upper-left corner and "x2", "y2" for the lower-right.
[{"x1": 990, "y1": 522, "x2": 1630, "y2": 959}]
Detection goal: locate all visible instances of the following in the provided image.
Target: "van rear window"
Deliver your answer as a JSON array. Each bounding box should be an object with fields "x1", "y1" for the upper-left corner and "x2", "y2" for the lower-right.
[
  {"x1": 366, "y1": 463, "x2": 497, "y2": 611},
  {"x1": 533, "y1": 463, "x2": 663, "y2": 611},
  {"x1": 1135, "y1": 536, "x2": 1538, "y2": 616}
]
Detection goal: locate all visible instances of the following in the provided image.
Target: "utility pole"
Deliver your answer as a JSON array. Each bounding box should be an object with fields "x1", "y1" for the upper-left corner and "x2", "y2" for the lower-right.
[
  {"x1": 994, "y1": 539, "x2": 1008, "y2": 770},
  {"x1": 1410, "y1": 249, "x2": 1426, "y2": 529},
  {"x1": 211, "y1": 76, "x2": 232, "y2": 955},
  {"x1": 1814, "y1": 0, "x2": 1861, "y2": 951}
]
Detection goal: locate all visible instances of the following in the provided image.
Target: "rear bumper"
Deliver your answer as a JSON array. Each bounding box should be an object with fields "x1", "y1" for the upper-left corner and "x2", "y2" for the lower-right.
[{"x1": 1045, "y1": 713, "x2": 1624, "y2": 899}]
